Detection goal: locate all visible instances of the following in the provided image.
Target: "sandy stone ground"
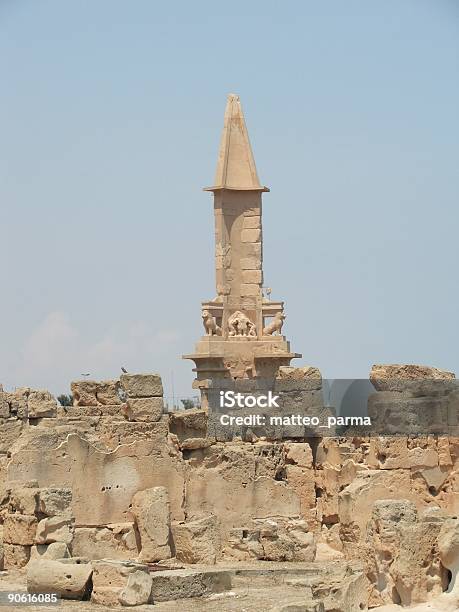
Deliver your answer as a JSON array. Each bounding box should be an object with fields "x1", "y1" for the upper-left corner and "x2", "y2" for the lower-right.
[
  {"x1": 1, "y1": 568, "x2": 457, "y2": 612},
  {"x1": 0, "y1": 569, "x2": 318, "y2": 611}
]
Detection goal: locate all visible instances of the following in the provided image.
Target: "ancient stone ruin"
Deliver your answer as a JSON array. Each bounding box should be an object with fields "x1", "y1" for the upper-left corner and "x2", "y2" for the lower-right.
[{"x1": 1, "y1": 96, "x2": 459, "y2": 611}]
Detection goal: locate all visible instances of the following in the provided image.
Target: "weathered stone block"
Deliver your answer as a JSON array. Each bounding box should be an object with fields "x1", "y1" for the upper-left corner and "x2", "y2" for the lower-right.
[
  {"x1": 0, "y1": 385, "x2": 9, "y2": 418},
  {"x1": 3, "y1": 514, "x2": 37, "y2": 545},
  {"x1": 0, "y1": 419, "x2": 23, "y2": 453},
  {"x1": 242, "y1": 242, "x2": 262, "y2": 257},
  {"x1": 241, "y1": 256, "x2": 261, "y2": 270},
  {"x1": 120, "y1": 373, "x2": 163, "y2": 398},
  {"x1": 9, "y1": 484, "x2": 40, "y2": 515},
  {"x1": 3, "y1": 543, "x2": 31, "y2": 568},
  {"x1": 35, "y1": 516, "x2": 74, "y2": 545},
  {"x1": 70, "y1": 381, "x2": 99, "y2": 406},
  {"x1": 95, "y1": 380, "x2": 122, "y2": 405},
  {"x1": 242, "y1": 270, "x2": 262, "y2": 284},
  {"x1": 150, "y1": 568, "x2": 231, "y2": 602},
  {"x1": 240, "y1": 283, "x2": 260, "y2": 296},
  {"x1": 284, "y1": 442, "x2": 313, "y2": 468},
  {"x1": 241, "y1": 228, "x2": 261, "y2": 243},
  {"x1": 370, "y1": 363, "x2": 455, "y2": 392},
  {"x1": 91, "y1": 560, "x2": 152, "y2": 607},
  {"x1": 71, "y1": 524, "x2": 138, "y2": 560},
  {"x1": 169, "y1": 408, "x2": 207, "y2": 444},
  {"x1": 123, "y1": 397, "x2": 163, "y2": 422},
  {"x1": 28, "y1": 390, "x2": 57, "y2": 418},
  {"x1": 131, "y1": 486, "x2": 171, "y2": 562},
  {"x1": 242, "y1": 215, "x2": 261, "y2": 229},
  {"x1": 39, "y1": 487, "x2": 72, "y2": 517},
  {"x1": 30, "y1": 542, "x2": 70, "y2": 561},
  {"x1": 172, "y1": 515, "x2": 219, "y2": 564},
  {"x1": 275, "y1": 366, "x2": 322, "y2": 392},
  {"x1": 27, "y1": 558, "x2": 93, "y2": 599},
  {"x1": 6, "y1": 387, "x2": 29, "y2": 418}
]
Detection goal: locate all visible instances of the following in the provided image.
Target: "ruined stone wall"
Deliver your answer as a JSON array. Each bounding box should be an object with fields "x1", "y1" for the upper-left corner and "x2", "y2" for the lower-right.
[{"x1": 1, "y1": 367, "x2": 459, "y2": 608}]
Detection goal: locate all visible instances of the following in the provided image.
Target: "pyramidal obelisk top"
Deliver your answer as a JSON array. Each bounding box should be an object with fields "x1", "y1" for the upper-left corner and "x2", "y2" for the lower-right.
[
  {"x1": 184, "y1": 94, "x2": 300, "y2": 386},
  {"x1": 205, "y1": 94, "x2": 269, "y2": 192}
]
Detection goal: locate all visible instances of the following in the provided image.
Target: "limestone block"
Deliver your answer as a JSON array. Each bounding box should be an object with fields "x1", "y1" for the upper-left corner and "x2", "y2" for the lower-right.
[
  {"x1": 438, "y1": 517, "x2": 459, "y2": 596},
  {"x1": 275, "y1": 367, "x2": 322, "y2": 392},
  {"x1": 339, "y1": 470, "x2": 416, "y2": 552},
  {"x1": 317, "y1": 569, "x2": 370, "y2": 612},
  {"x1": 169, "y1": 408, "x2": 208, "y2": 444},
  {"x1": 3, "y1": 514, "x2": 37, "y2": 545},
  {"x1": 0, "y1": 385, "x2": 9, "y2": 418},
  {"x1": 39, "y1": 487, "x2": 72, "y2": 517},
  {"x1": 27, "y1": 558, "x2": 93, "y2": 599},
  {"x1": 91, "y1": 560, "x2": 152, "y2": 607},
  {"x1": 256, "y1": 518, "x2": 316, "y2": 562},
  {"x1": 71, "y1": 524, "x2": 138, "y2": 560},
  {"x1": 391, "y1": 519, "x2": 446, "y2": 605},
  {"x1": 241, "y1": 256, "x2": 261, "y2": 270},
  {"x1": 4, "y1": 543, "x2": 31, "y2": 568},
  {"x1": 35, "y1": 516, "x2": 74, "y2": 545},
  {"x1": 241, "y1": 228, "x2": 261, "y2": 243},
  {"x1": 271, "y1": 603, "x2": 324, "y2": 612},
  {"x1": 95, "y1": 380, "x2": 122, "y2": 405},
  {"x1": 243, "y1": 215, "x2": 261, "y2": 229},
  {"x1": 30, "y1": 542, "x2": 70, "y2": 561},
  {"x1": 28, "y1": 390, "x2": 58, "y2": 418},
  {"x1": 244, "y1": 205, "x2": 261, "y2": 216},
  {"x1": 6, "y1": 387, "x2": 29, "y2": 419},
  {"x1": 0, "y1": 539, "x2": 3, "y2": 571},
  {"x1": 284, "y1": 442, "x2": 313, "y2": 468},
  {"x1": 242, "y1": 270, "x2": 262, "y2": 284},
  {"x1": 242, "y1": 242, "x2": 262, "y2": 257},
  {"x1": 172, "y1": 515, "x2": 219, "y2": 564},
  {"x1": 181, "y1": 437, "x2": 213, "y2": 450},
  {"x1": 150, "y1": 568, "x2": 231, "y2": 602},
  {"x1": 120, "y1": 373, "x2": 163, "y2": 398},
  {"x1": 225, "y1": 518, "x2": 315, "y2": 562},
  {"x1": 370, "y1": 364, "x2": 455, "y2": 392},
  {"x1": 366, "y1": 499, "x2": 446, "y2": 607},
  {"x1": 240, "y1": 283, "x2": 260, "y2": 296},
  {"x1": 0, "y1": 419, "x2": 23, "y2": 453},
  {"x1": 70, "y1": 381, "x2": 99, "y2": 406},
  {"x1": 123, "y1": 397, "x2": 163, "y2": 422},
  {"x1": 9, "y1": 484, "x2": 40, "y2": 515},
  {"x1": 224, "y1": 527, "x2": 263, "y2": 560},
  {"x1": 367, "y1": 436, "x2": 439, "y2": 470},
  {"x1": 285, "y1": 466, "x2": 316, "y2": 526},
  {"x1": 368, "y1": 392, "x2": 449, "y2": 435},
  {"x1": 131, "y1": 486, "x2": 171, "y2": 562},
  {"x1": 438, "y1": 436, "x2": 453, "y2": 467}
]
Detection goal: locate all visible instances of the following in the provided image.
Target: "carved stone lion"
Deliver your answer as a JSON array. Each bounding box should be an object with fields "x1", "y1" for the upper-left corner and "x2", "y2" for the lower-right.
[
  {"x1": 263, "y1": 312, "x2": 285, "y2": 336},
  {"x1": 202, "y1": 310, "x2": 221, "y2": 336}
]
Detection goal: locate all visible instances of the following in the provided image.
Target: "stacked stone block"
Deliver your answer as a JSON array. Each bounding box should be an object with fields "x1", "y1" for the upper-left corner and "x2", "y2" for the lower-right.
[
  {"x1": 120, "y1": 373, "x2": 164, "y2": 422},
  {"x1": 0, "y1": 482, "x2": 73, "y2": 569}
]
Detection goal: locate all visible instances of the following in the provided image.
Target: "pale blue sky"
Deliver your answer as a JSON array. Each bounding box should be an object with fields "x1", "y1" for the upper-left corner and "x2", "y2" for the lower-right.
[{"x1": 1, "y1": 0, "x2": 458, "y2": 401}]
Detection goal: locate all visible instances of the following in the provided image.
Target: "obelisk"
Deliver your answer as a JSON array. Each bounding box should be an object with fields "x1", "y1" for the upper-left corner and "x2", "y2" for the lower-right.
[{"x1": 184, "y1": 94, "x2": 300, "y2": 391}]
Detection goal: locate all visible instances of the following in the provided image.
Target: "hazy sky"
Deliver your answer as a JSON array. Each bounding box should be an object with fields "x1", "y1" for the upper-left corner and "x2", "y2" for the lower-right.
[{"x1": 1, "y1": 1, "x2": 458, "y2": 403}]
